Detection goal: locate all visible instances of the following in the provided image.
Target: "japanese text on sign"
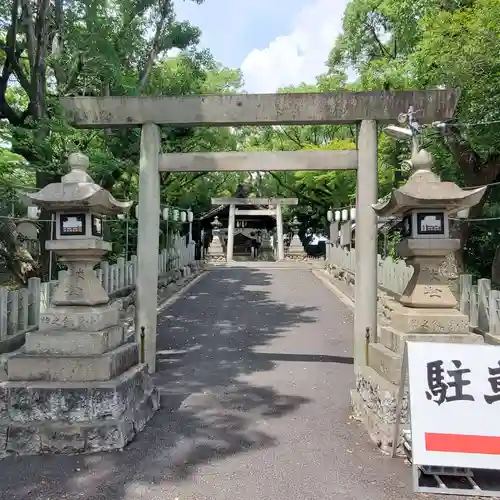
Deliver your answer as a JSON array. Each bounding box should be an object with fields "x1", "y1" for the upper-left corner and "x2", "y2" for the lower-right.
[{"x1": 425, "y1": 359, "x2": 500, "y2": 405}]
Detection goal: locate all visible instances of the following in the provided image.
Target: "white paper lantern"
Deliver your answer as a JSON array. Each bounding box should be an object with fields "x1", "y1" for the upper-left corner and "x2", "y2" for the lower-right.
[
  {"x1": 334, "y1": 210, "x2": 341, "y2": 222},
  {"x1": 117, "y1": 213, "x2": 125, "y2": 220},
  {"x1": 173, "y1": 209, "x2": 179, "y2": 221},
  {"x1": 341, "y1": 209, "x2": 348, "y2": 221},
  {"x1": 350, "y1": 208, "x2": 356, "y2": 221},
  {"x1": 187, "y1": 210, "x2": 194, "y2": 223},
  {"x1": 327, "y1": 210, "x2": 333, "y2": 222},
  {"x1": 27, "y1": 206, "x2": 40, "y2": 220},
  {"x1": 162, "y1": 207, "x2": 170, "y2": 220},
  {"x1": 134, "y1": 204, "x2": 139, "y2": 218},
  {"x1": 180, "y1": 211, "x2": 187, "y2": 222}
]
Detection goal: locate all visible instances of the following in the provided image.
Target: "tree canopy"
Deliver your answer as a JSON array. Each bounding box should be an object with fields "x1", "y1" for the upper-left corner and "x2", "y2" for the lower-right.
[{"x1": 1, "y1": 0, "x2": 499, "y2": 283}]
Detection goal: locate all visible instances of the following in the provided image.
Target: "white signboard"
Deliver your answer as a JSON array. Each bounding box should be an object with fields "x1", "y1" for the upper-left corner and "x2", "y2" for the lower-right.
[{"x1": 408, "y1": 342, "x2": 500, "y2": 470}]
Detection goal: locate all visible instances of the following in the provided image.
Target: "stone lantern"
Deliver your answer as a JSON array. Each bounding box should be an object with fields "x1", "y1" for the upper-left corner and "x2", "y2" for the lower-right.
[
  {"x1": 372, "y1": 147, "x2": 487, "y2": 332},
  {"x1": 286, "y1": 216, "x2": 306, "y2": 260},
  {"x1": 207, "y1": 216, "x2": 225, "y2": 261},
  {"x1": 1, "y1": 153, "x2": 159, "y2": 456}
]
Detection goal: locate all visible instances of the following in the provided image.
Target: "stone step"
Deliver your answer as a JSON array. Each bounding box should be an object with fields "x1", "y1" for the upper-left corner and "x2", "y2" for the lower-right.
[
  {"x1": 25, "y1": 325, "x2": 125, "y2": 356},
  {"x1": 1, "y1": 363, "x2": 159, "y2": 455},
  {"x1": 7, "y1": 342, "x2": 138, "y2": 382},
  {"x1": 378, "y1": 325, "x2": 484, "y2": 355},
  {"x1": 356, "y1": 364, "x2": 400, "y2": 400},
  {"x1": 368, "y1": 342, "x2": 402, "y2": 385}
]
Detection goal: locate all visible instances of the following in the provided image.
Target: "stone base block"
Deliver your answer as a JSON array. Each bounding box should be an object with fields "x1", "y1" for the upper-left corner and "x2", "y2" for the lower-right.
[
  {"x1": 378, "y1": 325, "x2": 483, "y2": 355},
  {"x1": 285, "y1": 253, "x2": 306, "y2": 261},
  {"x1": 25, "y1": 326, "x2": 125, "y2": 356},
  {"x1": 368, "y1": 343, "x2": 402, "y2": 385},
  {"x1": 39, "y1": 303, "x2": 121, "y2": 332},
  {"x1": 351, "y1": 388, "x2": 408, "y2": 456},
  {"x1": 8, "y1": 343, "x2": 138, "y2": 382},
  {"x1": 208, "y1": 255, "x2": 225, "y2": 262},
  {"x1": 256, "y1": 250, "x2": 276, "y2": 261},
  {"x1": 352, "y1": 365, "x2": 409, "y2": 455},
  {"x1": 390, "y1": 303, "x2": 469, "y2": 334},
  {"x1": 0, "y1": 364, "x2": 159, "y2": 456}
]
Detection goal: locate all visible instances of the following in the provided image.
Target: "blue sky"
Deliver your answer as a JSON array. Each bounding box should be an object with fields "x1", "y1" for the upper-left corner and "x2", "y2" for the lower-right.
[{"x1": 173, "y1": 0, "x2": 349, "y2": 93}]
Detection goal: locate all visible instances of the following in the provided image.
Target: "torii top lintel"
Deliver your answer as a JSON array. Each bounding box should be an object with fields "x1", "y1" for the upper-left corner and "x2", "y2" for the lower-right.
[
  {"x1": 60, "y1": 90, "x2": 460, "y2": 128},
  {"x1": 211, "y1": 198, "x2": 298, "y2": 206}
]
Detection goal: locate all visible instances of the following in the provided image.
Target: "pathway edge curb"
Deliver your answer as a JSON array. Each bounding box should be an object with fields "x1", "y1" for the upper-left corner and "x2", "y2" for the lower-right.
[
  {"x1": 156, "y1": 269, "x2": 209, "y2": 314},
  {"x1": 311, "y1": 269, "x2": 355, "y2": 309}
]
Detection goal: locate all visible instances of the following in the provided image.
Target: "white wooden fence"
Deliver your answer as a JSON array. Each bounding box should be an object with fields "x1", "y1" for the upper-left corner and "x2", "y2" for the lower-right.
[
  {"x1": 0, "y1": 237, "x2": 196, "y2": 346},
  {"x1": 326, "y1": 243, "x2": 500, "y2": 338},
  {"x1": 325, "y1": 244, "x2": 413, "y2": 296},
  {"x1": 459, "y1": 275, "x2": 500, "y2": 336}
]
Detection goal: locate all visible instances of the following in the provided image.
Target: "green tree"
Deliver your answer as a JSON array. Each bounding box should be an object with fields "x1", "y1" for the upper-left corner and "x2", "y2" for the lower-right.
[
  {"x1": 0, "y1": 0, "x2": 251, "y2": 283},
  {"x1": 327, "y1": 0, "x2": 500, "y2": 274}
]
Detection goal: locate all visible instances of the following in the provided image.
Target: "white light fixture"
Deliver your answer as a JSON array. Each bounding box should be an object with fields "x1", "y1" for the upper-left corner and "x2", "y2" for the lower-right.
[
  {"x1": 162, "y1": 207, "x2": 170, "y2": 220},
  {"x1": 383, "y1": 125, "x2": 413, "y2": 140},
  {"x1": 117, "y1": 213, "x2": 125, "y2": 220},
  {"x1": 350, "y1": 208, "x2": 356, "y2": 221},
  {"x1": 180, "y1": 211, "x2": 187, "y2": 223},
  {"x1": 341, "y1": 209, "x2": 348, "y2": 221},
  {"x1": 134, "y1": 204, "x2": 139, "y2": 218},
  {"x1": 334, "y1": 210, "x2": 341, "y2": 222},
  {"x1": 327, "y1": 210, "x2": 333, "y2": 222},
  {"x1": 173, "y1": 209, "x2": 179, "y2": 221},
  {"x1": 27, "y1": 206, "x2": 41, "y2": 220},
  {"x1": 187, "y1": 210, "x2": 194, "y2": 223}
]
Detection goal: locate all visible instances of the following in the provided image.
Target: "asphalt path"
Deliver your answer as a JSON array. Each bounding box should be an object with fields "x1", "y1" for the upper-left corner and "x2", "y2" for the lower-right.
[{"x1": 0, "y1": 266, "x2": 466, "y2": 500}]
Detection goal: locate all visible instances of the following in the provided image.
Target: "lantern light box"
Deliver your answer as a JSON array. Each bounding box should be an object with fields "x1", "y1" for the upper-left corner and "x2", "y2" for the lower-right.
[{"x1": 56, "y1": 212, "x2": 104, "y2": 239}]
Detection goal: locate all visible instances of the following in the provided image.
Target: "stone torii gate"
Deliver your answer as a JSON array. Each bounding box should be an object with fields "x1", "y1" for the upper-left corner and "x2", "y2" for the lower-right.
[
  {"x1": 60, "y1": 90, "x2": 459, "y2": 373},
  {"x1": 211, "y1": 196, "x2": 298, "y2": 261}
]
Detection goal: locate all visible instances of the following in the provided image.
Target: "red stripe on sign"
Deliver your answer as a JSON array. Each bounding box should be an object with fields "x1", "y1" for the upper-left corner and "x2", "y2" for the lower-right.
[{"x1": 425, "y1": 433, "x2": 500, "y2": 455}]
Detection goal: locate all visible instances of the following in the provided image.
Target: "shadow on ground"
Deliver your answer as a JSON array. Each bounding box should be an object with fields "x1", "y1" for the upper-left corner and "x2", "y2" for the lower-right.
[{"x1": 0, "y1": 267, "x2": 323, "y2": 500}]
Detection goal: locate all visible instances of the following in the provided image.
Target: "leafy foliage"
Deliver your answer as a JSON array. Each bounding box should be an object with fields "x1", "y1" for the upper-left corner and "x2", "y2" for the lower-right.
[{"x1": 1, "y1": 0, "x2": 500, "y2": 283}]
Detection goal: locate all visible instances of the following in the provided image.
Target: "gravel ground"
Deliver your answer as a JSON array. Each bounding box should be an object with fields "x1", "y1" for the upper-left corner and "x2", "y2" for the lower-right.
[{"x1": 0, "y1": 266, "x2": 469, "y2": 500}]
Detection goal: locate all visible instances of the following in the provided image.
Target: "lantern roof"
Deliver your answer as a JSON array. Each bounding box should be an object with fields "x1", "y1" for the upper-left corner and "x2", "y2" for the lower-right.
[
  {"x1": 26, "y1": 153, "x2": 132, "y2": 215},
  {"x1": 372, "y1": 149, "x2": 486, "y2": 217}
]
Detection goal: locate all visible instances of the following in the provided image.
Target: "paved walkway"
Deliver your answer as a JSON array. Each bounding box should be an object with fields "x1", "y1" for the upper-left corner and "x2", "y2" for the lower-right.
[{"x1": 0, "y1": 266, "x2": 461, "y2": 500}]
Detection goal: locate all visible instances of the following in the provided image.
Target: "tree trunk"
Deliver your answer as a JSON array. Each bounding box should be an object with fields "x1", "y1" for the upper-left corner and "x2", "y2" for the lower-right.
[
  {"x1": 439, "y1": 125, "x2": 500, "y2": 275},
  {"x1": 0, "y1": 219, "x2": 39, "y2": 285}
]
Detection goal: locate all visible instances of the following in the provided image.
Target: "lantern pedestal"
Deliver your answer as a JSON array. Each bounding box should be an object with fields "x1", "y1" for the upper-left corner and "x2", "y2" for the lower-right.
[
  {"x1": 286, "y1": 234, "x2": 306, "y2": 260},
  {"x1": 397, "y1": 238, "x2": 460, "y2": 309},
  {"x1": 350, "y1": 148, "x2": 488, "y2": 455},
  {"x1": 0, "y1": 153, "x2": 158, "y2": 457},
  {"x1": 207, "y1": 235, "x2": 225, "y2": 260},
  {"x1": 286, "y1": 217, "x2": 306, "y2": 260},
  {"x1": 207, "y1": 217, "x2": 225, "y2": 262}
]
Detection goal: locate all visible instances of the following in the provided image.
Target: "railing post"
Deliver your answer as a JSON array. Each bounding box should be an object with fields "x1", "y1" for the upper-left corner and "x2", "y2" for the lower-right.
[
  {"x1": 18, "y1": 288, "x2": 29, "y2": 332},
  {"x1": 0, "y1": 286, "x2": 8, "y2": 340},
  {"x1": 489, "y1": 290, "x2": 500, "y2": 336},
  {"x1": 101, "y1": 261, "x2": 110, "y2": 293},
  {"x1": 478, "y1": 278, "x2": 491, "y2": 332},
  {"x1": 117, "y1": 257, "x2": 125, "y2": 290},
  {"x1": 27, "y1": 277, "x2": 41, "y2": 328},
  {"x1": 7, "y1": 290, "x2": 19, "y2": 336}
]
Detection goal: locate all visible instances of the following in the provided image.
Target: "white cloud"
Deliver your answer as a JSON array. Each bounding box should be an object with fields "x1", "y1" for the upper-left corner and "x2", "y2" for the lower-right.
[
  {"x1": 166, "y1": 47, "x2": 181, "y2": 58},
  {"x1": 241, "y1": 0, "x2": 348, "y2": 93}
]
